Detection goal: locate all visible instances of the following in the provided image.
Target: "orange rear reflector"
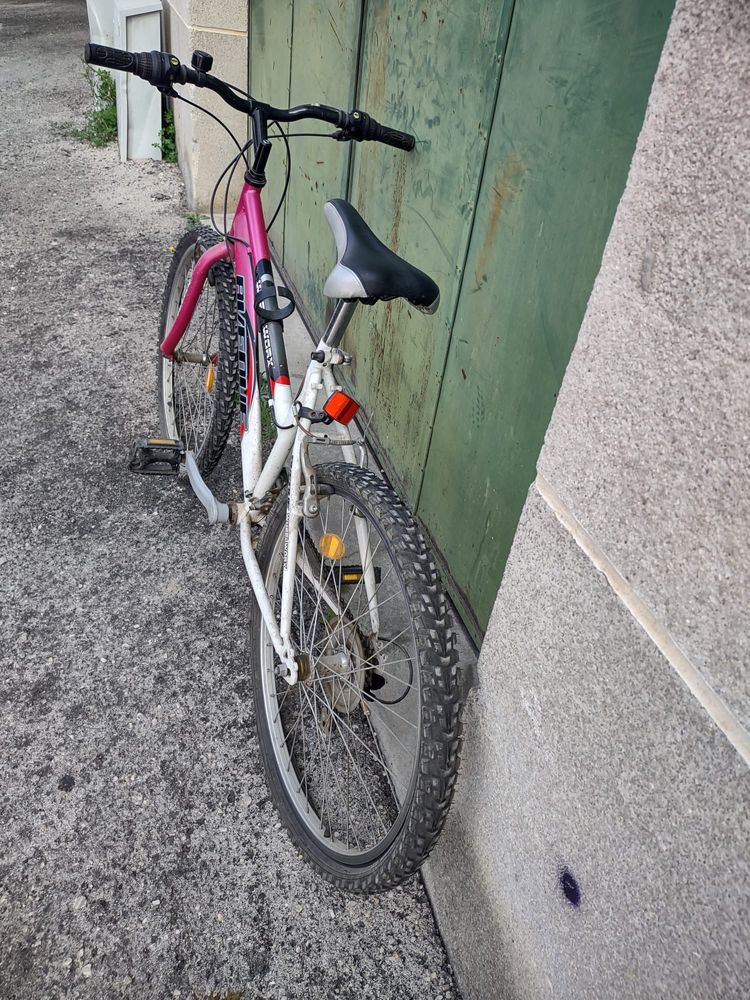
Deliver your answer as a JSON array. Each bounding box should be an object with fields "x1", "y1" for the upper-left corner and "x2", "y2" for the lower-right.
[
  {"x1": 323, "y1": 390, "x2": 359, "y2": 425},
  {"x1": 319, "y1": 533, "x2": 346, "y2": 561}
]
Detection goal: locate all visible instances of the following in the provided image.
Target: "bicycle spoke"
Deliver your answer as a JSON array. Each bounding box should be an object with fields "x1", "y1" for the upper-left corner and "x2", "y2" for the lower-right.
[
  {"x1": 335, "y1": 529, "x2": 385, "y2": 627},
  {"x1": 310, "y1": 679, "x2": 389, "y2": 839},
  {"x1": 166, "y1": 247, "x2": 220, "y2": 455},
  {"x1": 309, "y1": 586, "x2": 401, "y2": 655},
  {"x1": 310, "y1": 667, "x2": 418, "y2": 733},
  {"x1": 299, "y1": 683, "x2": 364, "y2": 847},
  {"x1": 306, "y1": 500, "x2": 358, "y2": 651},
  {"x1": 306, "y1": 679, "x2": 409, "y2": 795}
]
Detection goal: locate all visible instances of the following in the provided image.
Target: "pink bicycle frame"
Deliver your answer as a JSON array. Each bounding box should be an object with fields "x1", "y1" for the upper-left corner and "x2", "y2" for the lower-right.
[{"x1": 159, "y1": 180, "x2": 294, "y2": 448}]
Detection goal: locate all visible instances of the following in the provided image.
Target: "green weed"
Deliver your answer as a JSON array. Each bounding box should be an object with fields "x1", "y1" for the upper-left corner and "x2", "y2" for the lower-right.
[
  {"x1": 230, "y1": 384, "x2": 275, "y2": 444},
  {"x1": 260, "y1": 385, "x2": 275, "y2": 444},
  {"x1": 79, "y1": 67, "x2": 118, "y2": 146},
  {"x1": 155, "y1": 109, "x2": 178, "y2": 163}
]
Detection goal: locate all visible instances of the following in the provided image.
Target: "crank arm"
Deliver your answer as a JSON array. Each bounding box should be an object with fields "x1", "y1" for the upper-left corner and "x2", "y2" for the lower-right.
[{"x1": 184, "y1": 451, "x2": 232, "y2": 525}]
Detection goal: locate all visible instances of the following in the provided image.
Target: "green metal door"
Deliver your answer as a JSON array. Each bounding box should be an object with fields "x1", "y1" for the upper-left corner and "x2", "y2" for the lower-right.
[
  {"x1": 249, "y1": 0, "x2": 674, "y2": 644},
  {"x1": 415, "y1": 0, "x2": 674, "y2": 640},
  {"x1": 343, "y1": 1, "x2": 516, "y2": 504},
  {"x1": 282, "y1": 0, "x2": 362, "y2": 316},
  {"x1": 249, "y1": 0, "x2": 360, "y2": 288},
  {"x1": 249, "y1": 0, "x2": 294, "y2": 259}
]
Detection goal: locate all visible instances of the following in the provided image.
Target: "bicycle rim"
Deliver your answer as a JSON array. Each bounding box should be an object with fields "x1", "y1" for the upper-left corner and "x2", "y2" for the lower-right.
[{"x1": 258, "y1": 481, "x2": 423, "y2": 864}]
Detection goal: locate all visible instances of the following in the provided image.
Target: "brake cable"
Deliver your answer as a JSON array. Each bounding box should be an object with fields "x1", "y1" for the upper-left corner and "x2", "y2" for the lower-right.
[{"x1": 171, "y1": 90, "x2": 248, "y2": 164}]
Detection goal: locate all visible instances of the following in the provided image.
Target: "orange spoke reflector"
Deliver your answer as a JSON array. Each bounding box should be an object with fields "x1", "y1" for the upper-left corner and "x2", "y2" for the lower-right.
[
  {"x1": 319, "y1": 533, "x2": 346, "y2": 561},
  {"x1": 205, "y1": 366, "x2": 215, "y2": 393},
  {"x1": 323, "y1": 390, "x2": 359, "y2": 425}
]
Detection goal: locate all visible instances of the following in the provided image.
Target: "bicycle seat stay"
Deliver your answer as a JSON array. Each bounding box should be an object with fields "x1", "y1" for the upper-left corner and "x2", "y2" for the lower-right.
[{"x1": 323, "y1": 199, "x2": 440, "y2": 314}]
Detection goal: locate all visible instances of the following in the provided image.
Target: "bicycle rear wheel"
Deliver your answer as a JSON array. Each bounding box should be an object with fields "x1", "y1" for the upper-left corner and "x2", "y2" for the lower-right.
[
  {"x1": 158, "y1": 226, "x2": 238, "y2": 475},
  {"x1": 249, "y1": 463, "x2": 463, "y2": 892}
]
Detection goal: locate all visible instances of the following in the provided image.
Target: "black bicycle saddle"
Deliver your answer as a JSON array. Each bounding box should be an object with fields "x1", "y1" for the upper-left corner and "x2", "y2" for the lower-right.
[{"x1": 322, "y1": 198, "x2": 440, "y2": 314}]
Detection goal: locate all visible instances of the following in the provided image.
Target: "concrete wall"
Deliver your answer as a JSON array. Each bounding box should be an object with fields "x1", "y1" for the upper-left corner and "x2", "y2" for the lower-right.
[
  {"x1": 425, "y1": 1, "x2": 750, "y2": 997},
  {"x1": 162, "y1": 0, "x2": 248, "y2": 210}
]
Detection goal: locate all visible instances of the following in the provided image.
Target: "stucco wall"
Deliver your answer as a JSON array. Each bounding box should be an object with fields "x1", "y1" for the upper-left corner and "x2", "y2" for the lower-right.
[
  {"x1": 424, "y1": 1, "x2": 750, "y2": 997},
  {"x1": 162, "y1": 0, "x2": 248, "y2": 210}
]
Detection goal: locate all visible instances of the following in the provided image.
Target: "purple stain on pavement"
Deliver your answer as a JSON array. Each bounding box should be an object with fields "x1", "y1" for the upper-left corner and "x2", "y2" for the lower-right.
[{"x1": 559, "y1": 867, "x2": 581, "y2": 907}]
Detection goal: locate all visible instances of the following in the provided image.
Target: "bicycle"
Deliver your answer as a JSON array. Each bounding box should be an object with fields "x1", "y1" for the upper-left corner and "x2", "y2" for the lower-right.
[{"x1": 84, "y1": 42, "x2": 463, "y2": 893}]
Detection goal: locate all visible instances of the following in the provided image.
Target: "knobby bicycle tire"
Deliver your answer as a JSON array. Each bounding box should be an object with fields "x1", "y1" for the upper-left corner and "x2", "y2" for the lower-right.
[
  {"x1": 157, "y1": 226, "x2": 238, "y2": 476},
  {"x1": 249, "y1": 462, "x2": 463, "y2": 893}
]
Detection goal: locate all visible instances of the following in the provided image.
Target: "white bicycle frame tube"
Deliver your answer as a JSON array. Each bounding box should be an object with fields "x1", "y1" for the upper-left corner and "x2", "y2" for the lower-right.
[
  {"x1": 237, "y1": 324, "x2": 380, "y2": 682},
  {"x1": 321, "y1": 366, "x2": 381, "y2": 636}
]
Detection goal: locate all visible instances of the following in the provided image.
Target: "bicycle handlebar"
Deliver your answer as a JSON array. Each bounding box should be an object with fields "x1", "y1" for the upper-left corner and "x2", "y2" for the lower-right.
[{"x1": 83, "y1": 43, "x2": 416, "y2": 151}]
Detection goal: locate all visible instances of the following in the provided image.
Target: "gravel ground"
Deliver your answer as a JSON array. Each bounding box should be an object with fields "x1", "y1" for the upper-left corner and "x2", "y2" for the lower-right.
[{"x1": 0, "y1": 3, "x2": 461, "y2": 998}]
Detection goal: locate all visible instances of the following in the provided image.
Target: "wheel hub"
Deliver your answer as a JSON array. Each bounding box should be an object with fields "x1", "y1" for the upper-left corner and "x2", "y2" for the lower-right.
[{"x1": 315, "y1": 618, "x2": 366, "y2": 715}]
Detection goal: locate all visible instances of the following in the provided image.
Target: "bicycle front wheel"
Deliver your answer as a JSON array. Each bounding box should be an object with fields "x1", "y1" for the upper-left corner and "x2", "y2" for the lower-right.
[
  {"x1": 249, "y1": 463, "x2": 463, "y2": 893},
  {"x1": 158, "y1": 226, "x2": 237, "y2": 475}
]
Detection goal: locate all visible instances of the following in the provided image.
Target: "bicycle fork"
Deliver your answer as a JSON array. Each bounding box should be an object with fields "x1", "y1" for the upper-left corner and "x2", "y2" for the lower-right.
[
  {"x1": 246, "y1": 303, "x2": 381, "y2": 686},
  {"x1": 272, "y1": 333, "x2": 369, "y2": 684}
]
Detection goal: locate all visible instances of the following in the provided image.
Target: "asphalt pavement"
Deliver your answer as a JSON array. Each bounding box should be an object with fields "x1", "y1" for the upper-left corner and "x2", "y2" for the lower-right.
[{"x1": 0, "y1": 2, "x2": 461, "y2": 998}]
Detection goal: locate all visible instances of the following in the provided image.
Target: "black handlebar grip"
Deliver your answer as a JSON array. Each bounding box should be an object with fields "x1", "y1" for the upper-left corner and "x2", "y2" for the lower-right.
[
  {"x1": 376, "y1": 125, "x2": 415, "y2": 152},
  {"x1": 84, "y1": 44, "x2": 185, "y2": 89},
  {"x1": 84, "y1": 43, "x2": 141, "y2": 73},
  {"x1": 346, "y1": 110, "x2": 415, "y2": 152}
]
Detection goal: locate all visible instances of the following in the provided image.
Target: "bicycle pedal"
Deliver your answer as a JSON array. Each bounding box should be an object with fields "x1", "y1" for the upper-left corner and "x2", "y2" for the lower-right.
[{"x1": 129, "y1": 436, "x2": 185, "y2": 476}]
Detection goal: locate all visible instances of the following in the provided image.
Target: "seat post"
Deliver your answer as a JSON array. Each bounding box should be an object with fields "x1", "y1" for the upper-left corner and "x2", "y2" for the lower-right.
[{"x1": 323, "y1": 299, "x2": 358, "y2": 348}]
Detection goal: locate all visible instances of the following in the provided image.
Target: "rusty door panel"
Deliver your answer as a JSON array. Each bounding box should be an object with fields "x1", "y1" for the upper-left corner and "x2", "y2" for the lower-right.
[
  {"x1": 249, "y1": 0, "x2": 294, "y2": 261},
  {"x1": 416, "y1": 0, "x2": 674, "y2": 640},
  {"x1": 282, "y1": 1, "x2": 363, "y2": 325},
  {"x1": 342, "y1": 1, "x2": 515, "y2": 506}
]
